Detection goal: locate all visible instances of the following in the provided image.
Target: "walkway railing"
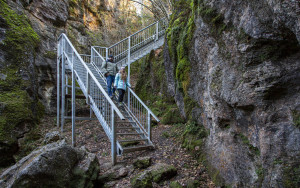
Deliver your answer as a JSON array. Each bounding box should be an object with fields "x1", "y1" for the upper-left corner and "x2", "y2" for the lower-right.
[
  {"x1": 93, "y1": 18, "x2": 168, "y2": 68},
  {"x1": 90, "y1": 47, "x2": 159, "y2": 144},
  {"x1": 57, "y1": 34, "x2": 124, "y2": 164}
]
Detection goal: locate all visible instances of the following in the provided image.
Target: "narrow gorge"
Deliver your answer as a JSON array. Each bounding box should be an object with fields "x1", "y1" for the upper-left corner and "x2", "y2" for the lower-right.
[{"x1": 0, "y1": 0, "x2": 299, "y2": 187}]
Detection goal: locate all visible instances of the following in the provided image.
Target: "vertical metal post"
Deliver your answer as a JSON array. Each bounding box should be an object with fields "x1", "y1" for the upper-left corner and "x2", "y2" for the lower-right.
[
  {"x1": 127, "y1": 36, "x2": 131, "y2": 110},
  {"x1": 71, "y1": 51, "x2": 76, "y2": 147},
  {"x1": 65, "y1": 75, "x2": 68, "y2": 94},
  {"x1": 147, "y1": 111, "x2": 151, "y2": 142},
  {"x1": 61, "y1": 39, "x2": 66, "y2": 133},
  {"x1": 106, "y1": 47, "x2": 108, "y2": 61},
  {"x1": 111, "y1": 108, "x2": 116, "y2": 165},
  {"x1": 156, "y1": 21, "x2": 159, "y2": 41},
  {"x1": 57, "y1": 42, "x2": 60, "y2": 128},
  {"x1": 86, "y1": 72, "x2": 90, "y2": 104}
]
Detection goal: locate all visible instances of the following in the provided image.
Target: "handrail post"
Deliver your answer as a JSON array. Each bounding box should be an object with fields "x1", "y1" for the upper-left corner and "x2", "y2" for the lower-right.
[
  {"x1": 57, "y1": 40, "x2": 60, "y2": 128},
  {"x1": 111, "y1": 108, "x2": 116, "y2": 165},
  {"x1": 156, "y1": 21, "x2": 159, "y2": 41},
  {"x1": 71, "y1": 51, "x2": 76, "y2": 147},
  {"x1": 86, "y1": 72, "x2": 90, "y2": 104},
  {"x1": 61, "y1": 38, "x2": 66, "y2": 133},
  {"x1": 106, "y1": 47, "x2": 108, "y2": 61},
  {"x1": 147, "y1": 111, "x2": 151, "y2": 142},
  {"x1": 128, "y1": 36, "x2": 131, "y2": 111}
]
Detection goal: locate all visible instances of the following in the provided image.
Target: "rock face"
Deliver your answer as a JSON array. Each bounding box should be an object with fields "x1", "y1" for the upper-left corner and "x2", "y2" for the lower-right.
[
  {"x1": 0, "y1": 140, "x2": 100, "y2": 188},
  {"x1": 164, "y1": 0, "x2": 300, "y2": 187}
]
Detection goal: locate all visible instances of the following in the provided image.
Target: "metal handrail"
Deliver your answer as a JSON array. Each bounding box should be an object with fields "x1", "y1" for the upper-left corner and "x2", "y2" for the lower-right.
[
  {"x1": 90, "y1": 46, "x2": 159, "y2": 138},
  {"x1": 128, "y1": 88, "x2": 160, "y2": 122},
  {"x1": 59, "y1": 33, "x2": 125, "y2": 120},
  {"x1": 92, "y1": 18, "x2": 168, "y2": 66}
]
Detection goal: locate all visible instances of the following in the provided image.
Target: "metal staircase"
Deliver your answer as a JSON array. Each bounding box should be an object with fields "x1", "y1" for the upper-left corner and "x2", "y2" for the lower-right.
[{"x1": 57, "y1": 19, "x2": 167, "y2": 164}]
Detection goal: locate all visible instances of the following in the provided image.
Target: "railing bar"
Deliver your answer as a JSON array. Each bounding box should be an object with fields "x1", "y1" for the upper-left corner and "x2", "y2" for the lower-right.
[{"x1": 59, "y1": 35, "x2": 125, "y2": 120}]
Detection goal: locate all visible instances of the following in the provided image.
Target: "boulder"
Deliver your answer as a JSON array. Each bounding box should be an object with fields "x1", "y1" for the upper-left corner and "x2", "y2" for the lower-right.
[
  {"x1": 131, "y1": 171, "x2": 153, "y2": 188},
  {"x1": 131, "y1": 163, "x2": 177, "y2": 188},
  {"x1": 150, "y1": 163, "x2": 177, "y2": 183},
  {"x1": 133, "y1": 156, "x2": 152, "y2": 169},
  {"x1": 0, "y1": 140, "x2": 100, "y2": 188},
  {"x1": 99, "y1": 164, "x2": 129, "y2": 183},
  {"x1": 43, "y1": 131, "x2": 61, "y2": 144}
]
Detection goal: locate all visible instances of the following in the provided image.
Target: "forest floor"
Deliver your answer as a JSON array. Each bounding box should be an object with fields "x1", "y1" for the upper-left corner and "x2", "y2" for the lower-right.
[{"x1": 57, "y1": 112, "x2": 216, "y2": 188}]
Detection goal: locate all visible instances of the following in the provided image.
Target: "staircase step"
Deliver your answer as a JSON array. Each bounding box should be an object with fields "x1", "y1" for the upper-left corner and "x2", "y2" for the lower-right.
[
  {"x1": 117, "y1": 127, "x2": 140, "y2": 129},
  {"x1": 122, "y1": 144, "x2": 154, "y2": 153},
  {"x1": 119, "y1": 138, "x2": 148, "y2": 142},
  {"x1": 116, "y1": 121, "x2": 136, "y2": 124},
  {"x1": 117, "y1": 133, "x2": 144, "y2": 135}
]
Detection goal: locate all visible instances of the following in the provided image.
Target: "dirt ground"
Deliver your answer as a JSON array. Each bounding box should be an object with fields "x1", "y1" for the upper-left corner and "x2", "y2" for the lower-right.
[{"x1": 58, "y1": 114, "x2": 215, "y2": 188}]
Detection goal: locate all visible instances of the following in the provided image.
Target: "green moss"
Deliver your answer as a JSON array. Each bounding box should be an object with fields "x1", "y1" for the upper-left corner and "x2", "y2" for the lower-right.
[
  {"x1": 292, "y1": 110, "x2": 300, "y2": 128},
  {"x1": 255, "y1": 165, "x2": 265, "y2": 186},
  {"x1": 133, "y1": 157, "x2": 151, "y2": 169},
  {"x1": 181, "y1": 121, "x2": 208, "y2": 151},
  {"x1": 43, "y1": 51, "x2": 57, "y2": 59},
  {"x1": 134, "y1": 49, "x2": 180, "y2": 121},
  {"x1": 236, "y1": 133, "x2": 260, "y2": 156},
  {"x1": 0, "y1": 0, "x2": 44, "y2": 166},
  {"x1": 151, "y1": 165, "x2": 177, "y2": 183},
  {"x1": 283, "y1": 161, "x2": 300, "y2": 187},
  {"x1": 186, "y1": 179, "x2": 200, "y2": 188},
  {"x1": 161, "y1": 108, "x2": 185, "y2": 125},
  {"x1": 0, "y1": 0, "x2": 40, "y2": 63},
  {"x1": 131, "y1": 172, "x2": 153, "y2": 188},
  {"x1": 170, "y1": 181, "x2": 183, "y2": 188},
  {"x1": 120, "y1": 141, "x2": 139, "y2": 147}
]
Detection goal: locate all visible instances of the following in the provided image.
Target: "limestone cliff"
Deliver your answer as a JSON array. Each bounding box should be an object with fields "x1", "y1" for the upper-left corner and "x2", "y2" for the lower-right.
[
  {"x1": 163, "y1": 0, "x2": 300, "y2": 187},
  {"x1": 0, "y1": 0, "x2": 143, "y2": 167}
]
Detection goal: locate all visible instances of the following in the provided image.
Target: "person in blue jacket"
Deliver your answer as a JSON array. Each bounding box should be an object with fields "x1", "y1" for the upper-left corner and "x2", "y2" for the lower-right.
[{"x1": 114, "y1": 67, "x2": 131, "y2": 106}]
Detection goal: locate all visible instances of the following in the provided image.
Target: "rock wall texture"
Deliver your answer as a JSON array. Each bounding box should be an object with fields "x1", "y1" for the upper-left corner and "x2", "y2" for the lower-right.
[
  {"x1": 0, "y1": 0, "x2": 129, "y2": 167},
  {"x1": 0, "y1": 139, "x2": 101, "y2": 188},
  {"x1": 165, "y1": 0, "x2": 300, "y2": 187}
]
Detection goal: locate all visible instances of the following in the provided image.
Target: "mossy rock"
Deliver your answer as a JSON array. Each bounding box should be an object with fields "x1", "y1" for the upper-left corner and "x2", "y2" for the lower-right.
[
  {"x1": 131, "y1": 171, "x2": 153, "y2": 188},
  {"x1": 150, "y1": 163, "x2": 177, "y2": 183},
  {"x1": 186, "y1": 179, "x2": 200, "y2": 188},
  {"x1": 133, "y1": 156, "x2": 152, "y2": 169},
  {"x1": 162, "y1": 108, "x2": 185, "y2": 125},
  {"x1": 170, "y1": 181, "x2": 183, "y2": 188},
  {"x1": 0, "y1": 0, "x2": 44, "y2": 167}
]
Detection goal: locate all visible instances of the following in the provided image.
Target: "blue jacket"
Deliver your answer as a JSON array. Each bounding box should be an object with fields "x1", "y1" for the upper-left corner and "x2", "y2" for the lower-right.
[{"x1": 114, "y1": 73, "x2": 131, "y2": 90}]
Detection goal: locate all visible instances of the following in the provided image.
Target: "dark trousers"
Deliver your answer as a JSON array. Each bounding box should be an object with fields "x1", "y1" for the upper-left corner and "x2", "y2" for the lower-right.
[
  {"x1": 118, "y1": 89, "x2": 126, "y2": 102},
  {"x1": 106, "y1": 75, "x2": 115, "y2": 97}
]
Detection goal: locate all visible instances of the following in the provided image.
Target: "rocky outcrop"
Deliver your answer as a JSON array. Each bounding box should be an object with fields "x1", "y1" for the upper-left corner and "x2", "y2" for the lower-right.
[
  {"x1": 164, "y1": 0, "x2": 300, "y2": 187},
  {"x1": 133, "y1": 156, "x2": 152, "y2": 169},
  {"x1": 131, "y1": 163, "x2": 177, "y2": 188},
  {"x1": 0, "y1": 140, "x2": 101, "y2": 188},
  {"x1": 0, "y1": 0, "x2": 118, "y2": 168}
]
